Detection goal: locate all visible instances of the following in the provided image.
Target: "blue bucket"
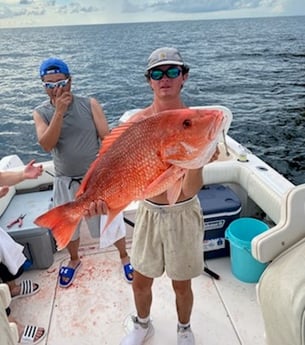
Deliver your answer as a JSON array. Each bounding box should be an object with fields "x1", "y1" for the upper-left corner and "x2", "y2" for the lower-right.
[{"x1": 225, "y1": 218, "x2": 269, "y2": 283}]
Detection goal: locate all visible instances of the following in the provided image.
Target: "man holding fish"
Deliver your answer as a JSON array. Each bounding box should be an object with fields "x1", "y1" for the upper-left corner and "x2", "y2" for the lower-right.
[
  {"x1": 85, "y1": 47, "x2": 221, "y2": 345},
  {"x1": 33, "y1": 58, "x2": 133, "y2": 288}
]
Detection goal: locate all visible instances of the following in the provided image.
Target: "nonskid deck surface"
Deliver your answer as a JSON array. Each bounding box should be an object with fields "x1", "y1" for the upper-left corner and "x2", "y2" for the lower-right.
[{"x1": 10, "y1": 233, "x2": 266, "y2": 345}]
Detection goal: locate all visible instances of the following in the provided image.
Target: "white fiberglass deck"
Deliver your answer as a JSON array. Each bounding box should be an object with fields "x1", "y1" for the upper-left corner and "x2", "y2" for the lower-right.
[{"x1": 9, "y1": 225, "x2": 266, "y2": 345}]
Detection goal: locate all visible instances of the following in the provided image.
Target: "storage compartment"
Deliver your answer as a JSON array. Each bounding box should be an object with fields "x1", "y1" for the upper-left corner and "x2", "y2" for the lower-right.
[
  {"x1": 0, "y1": 190, "x2": 55, "y2": 269},
  {"x1": 199, "y1": 184, "x2": 242, "y2": 259}
]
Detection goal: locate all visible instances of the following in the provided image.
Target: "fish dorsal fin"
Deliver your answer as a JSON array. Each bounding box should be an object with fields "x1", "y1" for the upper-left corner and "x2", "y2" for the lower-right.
[
  {"x1": 76, "y1": 121, "x2": 137, "y2": 198},
  {"x1": 99, "y1": 121, "x2": 136, "y2": 156}
]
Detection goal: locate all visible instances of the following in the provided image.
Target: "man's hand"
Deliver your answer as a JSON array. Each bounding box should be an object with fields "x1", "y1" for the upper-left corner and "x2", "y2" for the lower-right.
[
  {"x1": 84, "y1": 199, "x2": 108, "y2": 217},
  {"x1": 23, "y1": 160, "x2": 43, "y2": 179},
  {"x1": 52, "y1": 89, "x2": 72, "y2": 114}
]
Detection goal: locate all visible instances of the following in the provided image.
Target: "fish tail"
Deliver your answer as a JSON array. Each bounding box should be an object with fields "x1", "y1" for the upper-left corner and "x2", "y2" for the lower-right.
[{"x1": 34, "y1": 202, "x2": 82, "y2": 250}]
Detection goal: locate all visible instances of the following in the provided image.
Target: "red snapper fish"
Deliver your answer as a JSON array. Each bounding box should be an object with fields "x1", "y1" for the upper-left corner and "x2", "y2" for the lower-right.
[{"x1": 35, "y1": 108, "x2": 225, "y2": 250}]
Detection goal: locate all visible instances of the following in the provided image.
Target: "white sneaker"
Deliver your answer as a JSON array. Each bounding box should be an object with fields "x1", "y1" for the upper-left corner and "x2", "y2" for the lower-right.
[
  {"x1": 177, "y1": 325, "x2": 195, "y2": 345},
  {"x1": 120, "y1": 316, "x2": 154, "y2": 345}
]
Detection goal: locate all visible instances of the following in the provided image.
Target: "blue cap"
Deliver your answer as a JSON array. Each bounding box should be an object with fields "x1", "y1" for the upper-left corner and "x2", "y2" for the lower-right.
[{"x1": 39, "y1": 58, "x2": 70, "y2": 78}]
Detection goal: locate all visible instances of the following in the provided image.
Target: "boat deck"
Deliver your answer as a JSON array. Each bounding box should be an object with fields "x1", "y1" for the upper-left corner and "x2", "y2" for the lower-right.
[{"x1": 9, "y1": 225, "x2": 266, "y2": 345}]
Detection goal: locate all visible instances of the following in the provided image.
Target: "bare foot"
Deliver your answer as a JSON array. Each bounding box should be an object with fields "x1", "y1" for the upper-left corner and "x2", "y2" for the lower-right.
[
  {"x1": 59, "y1": 260, "x2": 82, "y2": 286},
  {"x1": 9, "y1": 281, "x2": 39, "y2": 298}
]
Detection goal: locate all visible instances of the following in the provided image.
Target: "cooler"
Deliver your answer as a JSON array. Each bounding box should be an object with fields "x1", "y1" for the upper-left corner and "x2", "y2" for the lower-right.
[
  {"x1": 0, "y1": 189, "x2": 55, "y2": 270},
  {"x1": 198, "y1": 184, "x2": 242, "y2": 260}
]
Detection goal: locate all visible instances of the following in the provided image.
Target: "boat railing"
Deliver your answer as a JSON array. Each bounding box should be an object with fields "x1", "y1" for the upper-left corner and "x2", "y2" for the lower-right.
[{"x1": 203, "y1": 135, "x2": 305, "y2": 263}]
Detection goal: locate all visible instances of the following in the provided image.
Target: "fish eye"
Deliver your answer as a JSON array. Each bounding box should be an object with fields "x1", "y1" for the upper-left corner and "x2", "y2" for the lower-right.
[{"x1": 183, "y1": 119, "x2": 192, "y2": 128}]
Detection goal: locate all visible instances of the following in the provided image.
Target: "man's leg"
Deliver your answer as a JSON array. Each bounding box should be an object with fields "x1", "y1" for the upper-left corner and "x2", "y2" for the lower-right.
[
  {"x1": 114, "y1": 237, "x2": 133, "y2": 282},
  {"x1": 120, "y1": 271, "x2": 154, "y2": 345},
  {"x1": 172, "y1": 279, "x2": 193, "y2": 323},
  {"x1": 133, "y1": 271, "x2": 153, "y2": 318},
  {"x1": 172, "y1": 279, "x2": 195, "y2": 345},
  {"x1": 58, "y1": 238, "x2": 81, "y2": 287},
  {"x1": 67, "y1": 238, "x2": 81, "y2": 268},
  {"x1": 114, "y1": 237, "x2": 129, "y2": 264}
]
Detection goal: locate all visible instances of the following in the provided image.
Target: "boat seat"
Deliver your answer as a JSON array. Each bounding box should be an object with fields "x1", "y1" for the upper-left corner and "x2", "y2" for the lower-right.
[
  {"x1": 257, "y1": 237, "x2": 305, "y2": 345},
  {"x1": 0, "y1": 284, "x2": 18, "y2": 345},
  {"x1": 255, "y1": 184, "x2": 305, "y2": 345},
  {"x1": 253, "y1": 184, "x2": 305, "y2": 262}
]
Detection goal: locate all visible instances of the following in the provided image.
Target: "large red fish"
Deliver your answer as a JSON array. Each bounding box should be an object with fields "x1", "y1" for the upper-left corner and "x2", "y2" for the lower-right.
[{"x1": 35, "y1": 108, "x2": 225, "y2": 250}]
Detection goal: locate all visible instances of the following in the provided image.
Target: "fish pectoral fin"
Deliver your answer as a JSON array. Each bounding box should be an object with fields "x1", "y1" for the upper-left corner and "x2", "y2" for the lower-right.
[
  {"x1": 142, "y1": 166, "x2": 186, "y2": 201},
  {"x1": 166, "y1": 178, "x2": 184, "y2": 205}
]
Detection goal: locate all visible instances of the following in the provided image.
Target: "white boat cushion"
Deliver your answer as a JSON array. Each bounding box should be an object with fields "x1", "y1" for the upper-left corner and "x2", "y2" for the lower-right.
[
  {"x1": 253, "y1": 184, "x2": 305, "y2": 262},
  {"x1": 257, "y1": 238, "x2": 305, "y2": 345},
  {"x1": 0, "y1": 284, "x2": 18, "y2": 345}
]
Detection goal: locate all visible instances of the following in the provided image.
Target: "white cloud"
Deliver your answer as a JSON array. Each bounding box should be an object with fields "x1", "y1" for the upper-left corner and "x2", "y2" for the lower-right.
[
  {"x1": 0, "y1": 0, "x2": 304, "y2": 27},
  {"x1": 122, "y1": 0, "x2": 279, "y2": 13}
]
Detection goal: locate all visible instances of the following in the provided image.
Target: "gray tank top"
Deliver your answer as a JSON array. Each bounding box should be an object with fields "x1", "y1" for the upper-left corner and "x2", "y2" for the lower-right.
[{"x1": 35, "y1": 95, "x2": 100, "y2": 177}]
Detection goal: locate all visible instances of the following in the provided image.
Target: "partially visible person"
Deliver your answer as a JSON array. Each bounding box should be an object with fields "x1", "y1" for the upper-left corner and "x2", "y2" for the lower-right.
[
  {"x1": 0, "y1": 161, "x2": 46, "y2": 344},
  {"x1": 0, "y1": 160, "x2": 42, "y2": 191},
  {"x1": 0, "y1": 253, "x2": 46, "y2": 345},
  {"x1": 0, "y1": 259, "x2": 39, "y2": 300},
  {"x1": 0, "y1": 160, "x2": 42, "y2": 299},
  {"x1": 1, "y1": 282, "x2": 46, "y2": 345},
  {"x1": 87, "y1": 47, "x2": 219, "y2": 345},
  {"x1": 33, "y1": 58, "x2": 133, "y2": 288}
]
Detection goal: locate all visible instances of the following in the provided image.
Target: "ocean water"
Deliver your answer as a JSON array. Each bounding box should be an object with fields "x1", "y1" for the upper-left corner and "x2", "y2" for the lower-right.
[{"x1": 0, "y1": 16, "x2": 304, "y2": 185}]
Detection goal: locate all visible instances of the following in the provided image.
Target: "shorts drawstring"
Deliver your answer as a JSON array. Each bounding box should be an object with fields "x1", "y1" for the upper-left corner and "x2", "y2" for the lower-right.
[{"x1": 68, "y1": 177, "x2": 83, "y2": 189}]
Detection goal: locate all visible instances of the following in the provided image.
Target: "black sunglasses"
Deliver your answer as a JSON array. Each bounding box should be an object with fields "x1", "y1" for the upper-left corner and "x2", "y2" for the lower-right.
[{"x1": 149, "y1": 67, "x2": 182, "y2": 81}]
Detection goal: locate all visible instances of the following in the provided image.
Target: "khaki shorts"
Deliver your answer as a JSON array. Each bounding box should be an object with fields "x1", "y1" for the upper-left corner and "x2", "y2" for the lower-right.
[
  {"x1": 53, "y1": 176, "x2": 100, "y2": 241},
  {"x1": 131, "y1": 196, "x2": 204, "y2": 281}
]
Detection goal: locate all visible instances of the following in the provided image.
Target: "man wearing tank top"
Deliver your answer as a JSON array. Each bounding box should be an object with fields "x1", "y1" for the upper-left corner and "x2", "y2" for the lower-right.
[{"x1": 33, "y1": 58, "x2": 133, "y2": 288}]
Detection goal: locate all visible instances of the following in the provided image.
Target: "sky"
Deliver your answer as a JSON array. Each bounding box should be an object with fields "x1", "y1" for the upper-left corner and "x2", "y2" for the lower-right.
[{"x1": 0, "y1": 0, "x2": 305, "y2": 28}]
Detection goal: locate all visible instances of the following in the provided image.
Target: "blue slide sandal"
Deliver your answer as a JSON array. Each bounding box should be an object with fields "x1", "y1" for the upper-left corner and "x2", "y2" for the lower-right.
[
  {"x1": 122, "y1": 263, "x2": 134, "y2": 283},
  {"x1": 58, "y1": 261, "x2": 82, "y2": 288}
]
